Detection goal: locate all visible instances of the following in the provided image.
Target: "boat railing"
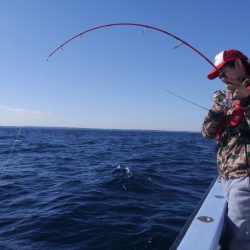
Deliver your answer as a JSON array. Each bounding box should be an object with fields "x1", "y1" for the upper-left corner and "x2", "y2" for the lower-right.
[{"x1": 169, "y1": 176, "x2": 227, "y2": 250}]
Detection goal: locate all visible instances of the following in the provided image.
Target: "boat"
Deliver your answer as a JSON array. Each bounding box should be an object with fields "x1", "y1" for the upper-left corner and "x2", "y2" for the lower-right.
[{"x1": 169, "y1": 176, "x2": 227, "y2": 250}]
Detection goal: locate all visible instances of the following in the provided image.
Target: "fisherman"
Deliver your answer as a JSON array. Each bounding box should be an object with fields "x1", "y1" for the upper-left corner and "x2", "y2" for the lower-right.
[{"x1": 202, "y1": 49, "x2": 250, "y2": 249}]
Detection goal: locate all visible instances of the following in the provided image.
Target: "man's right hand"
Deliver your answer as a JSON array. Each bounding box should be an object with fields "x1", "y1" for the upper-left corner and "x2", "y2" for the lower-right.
[{"x1": 211, "y1": 102, "x2": 225, "y2": 113}]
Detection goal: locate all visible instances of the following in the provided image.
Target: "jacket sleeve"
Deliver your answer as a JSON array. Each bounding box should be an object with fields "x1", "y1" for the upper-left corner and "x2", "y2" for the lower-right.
[{"x1": 201, "y1": 110, "x2": 225, "y2": 139}]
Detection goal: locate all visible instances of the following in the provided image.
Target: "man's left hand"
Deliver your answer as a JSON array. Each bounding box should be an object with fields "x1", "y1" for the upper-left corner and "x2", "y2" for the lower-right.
[{"x1": 232, "y1": 85, "x2": 250, "y2": 100}]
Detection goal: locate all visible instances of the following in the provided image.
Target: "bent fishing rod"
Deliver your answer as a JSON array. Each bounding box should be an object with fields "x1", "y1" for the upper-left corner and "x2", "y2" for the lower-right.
[
  {"x1": 47, "y1": 22, "x2": 216, "y2": 70},
  {"x1": 47, "y1": 23, "x2": 213, "y2": 111}
]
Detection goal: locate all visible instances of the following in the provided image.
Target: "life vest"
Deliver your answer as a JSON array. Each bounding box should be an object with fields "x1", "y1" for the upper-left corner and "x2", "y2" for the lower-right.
[
  {"x1": 215, "y1": 100, "x2": 244, "y2": 141},
  {"x1": 216, "y1": 86, "x2": 250, "y2": 142}
]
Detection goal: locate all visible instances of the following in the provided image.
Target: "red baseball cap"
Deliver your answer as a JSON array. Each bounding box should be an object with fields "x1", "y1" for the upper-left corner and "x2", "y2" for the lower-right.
[{"x1": 207, "y1": 49, "x2": 247, "y2": 80}]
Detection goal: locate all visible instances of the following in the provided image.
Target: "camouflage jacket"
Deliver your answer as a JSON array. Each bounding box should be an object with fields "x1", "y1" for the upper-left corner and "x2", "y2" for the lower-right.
[{"x1": 202, "y1": 99, "x2": 250, "y2": 179}]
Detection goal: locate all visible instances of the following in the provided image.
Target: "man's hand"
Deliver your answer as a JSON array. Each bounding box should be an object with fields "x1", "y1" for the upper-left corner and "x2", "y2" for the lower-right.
[
  {"x1": 211, "y1": 102, "x2": 225, "y2": 113},
  {"x1": 232, "y1": 85, "x2": 250, "y2": 100}
]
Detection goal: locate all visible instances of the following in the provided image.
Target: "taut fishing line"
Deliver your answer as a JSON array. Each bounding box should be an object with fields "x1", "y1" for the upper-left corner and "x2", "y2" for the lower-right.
[
  {"x1": 162, "y1": 87, "x2": 209, "y2": 111},
  {"x1": 0, "y1": 127, "x2": 22, "y2": 181},
  {"x1": 0, "y1": 48, "x2": 50, "y2": 181}
]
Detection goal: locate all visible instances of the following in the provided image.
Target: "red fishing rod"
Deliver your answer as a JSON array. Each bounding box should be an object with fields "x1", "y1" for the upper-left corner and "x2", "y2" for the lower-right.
[
  {"x1": 47, "y1": 23, "x2": 216, "y2": 111},
  {"x1": 47, "y1": 22, "x2": 216, "y2": 69}
]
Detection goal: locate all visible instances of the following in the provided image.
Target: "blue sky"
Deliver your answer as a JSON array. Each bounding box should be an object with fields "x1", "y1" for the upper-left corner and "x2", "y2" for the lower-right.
[{"x1": 1, "y1": 0, "x2": 249, "y2": 131}]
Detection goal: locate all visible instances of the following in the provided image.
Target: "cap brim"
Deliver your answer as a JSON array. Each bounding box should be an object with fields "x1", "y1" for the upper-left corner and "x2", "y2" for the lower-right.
[
  {"x1": 207, "y1": 68, "x2": 219, "y2": 80},
  {"x1": 207, "y1": 62, "x2": 225, "y2": 80}
]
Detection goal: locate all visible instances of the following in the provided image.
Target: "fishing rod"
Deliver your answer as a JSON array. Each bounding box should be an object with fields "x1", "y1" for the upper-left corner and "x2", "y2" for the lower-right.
[
  {"x1": 47, "y1": 23, "x2": 214, "y2": 112},
  {"x1": 47, "y1": 22, "x2": 216, "y2": 70}
]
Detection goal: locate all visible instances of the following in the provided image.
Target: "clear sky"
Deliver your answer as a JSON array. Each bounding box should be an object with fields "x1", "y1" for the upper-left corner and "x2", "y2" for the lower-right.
[{"x1": 1, "y1": 0, "x2": 250, "y2": 131}]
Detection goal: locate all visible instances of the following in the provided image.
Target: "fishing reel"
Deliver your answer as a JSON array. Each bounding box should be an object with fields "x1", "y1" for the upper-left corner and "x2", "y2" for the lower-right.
[{"x1": 213, "y1": 90, "x2": 232, "y2": 109}]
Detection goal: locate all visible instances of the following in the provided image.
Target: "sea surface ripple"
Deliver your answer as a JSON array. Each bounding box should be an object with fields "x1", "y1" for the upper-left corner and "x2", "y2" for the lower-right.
[{"x1": 0, "y1": 127, "x2": 216, "y2": 250}]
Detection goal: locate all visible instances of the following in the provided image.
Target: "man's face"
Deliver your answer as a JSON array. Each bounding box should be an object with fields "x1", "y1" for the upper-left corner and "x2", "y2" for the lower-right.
[{"x1": 219, "y1": 61, "x2": 244, "y2": 91}]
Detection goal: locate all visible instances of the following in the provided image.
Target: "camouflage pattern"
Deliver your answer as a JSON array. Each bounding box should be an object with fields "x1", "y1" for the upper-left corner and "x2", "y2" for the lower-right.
[{"x1": 202, "y1": 100, "x2": 250, "y2": 179}]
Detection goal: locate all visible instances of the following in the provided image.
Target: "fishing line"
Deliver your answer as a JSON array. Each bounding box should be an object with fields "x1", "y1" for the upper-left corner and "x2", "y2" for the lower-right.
[
  {"x1": 162, "y1": 87, "x2": 209, "y2": 111},
  {"x1": 0, "y1": 127, "x2": 22, "y2": 181},
  {"x1": 0, "y1": 55, "x2": 50, "y2": 182}
]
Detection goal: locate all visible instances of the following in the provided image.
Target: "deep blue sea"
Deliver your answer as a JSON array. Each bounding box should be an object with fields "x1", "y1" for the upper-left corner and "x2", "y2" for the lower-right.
[{"x1": 0, "y1": 127, "x2": 217, "y2": 250}]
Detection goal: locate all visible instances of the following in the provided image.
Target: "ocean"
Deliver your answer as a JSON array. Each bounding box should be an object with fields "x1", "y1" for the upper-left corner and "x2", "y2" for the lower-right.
[{"x1": 0, "y1": 127, "x2": 217, "y2": 250}]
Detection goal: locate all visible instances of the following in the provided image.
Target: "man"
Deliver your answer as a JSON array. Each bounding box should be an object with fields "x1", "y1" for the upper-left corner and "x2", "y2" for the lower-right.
[{"x1": 202, "y1": 49, "x2": 250, "y2": 249}]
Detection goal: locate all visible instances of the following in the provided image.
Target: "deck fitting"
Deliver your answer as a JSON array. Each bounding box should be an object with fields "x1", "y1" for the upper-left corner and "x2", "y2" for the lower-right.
[
  {"x1": 214, "y1": 195, "x2": 224, "y2": 199},
  {"x1": 197, "y1": 216, "x2": 214, "y2": 223}
]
